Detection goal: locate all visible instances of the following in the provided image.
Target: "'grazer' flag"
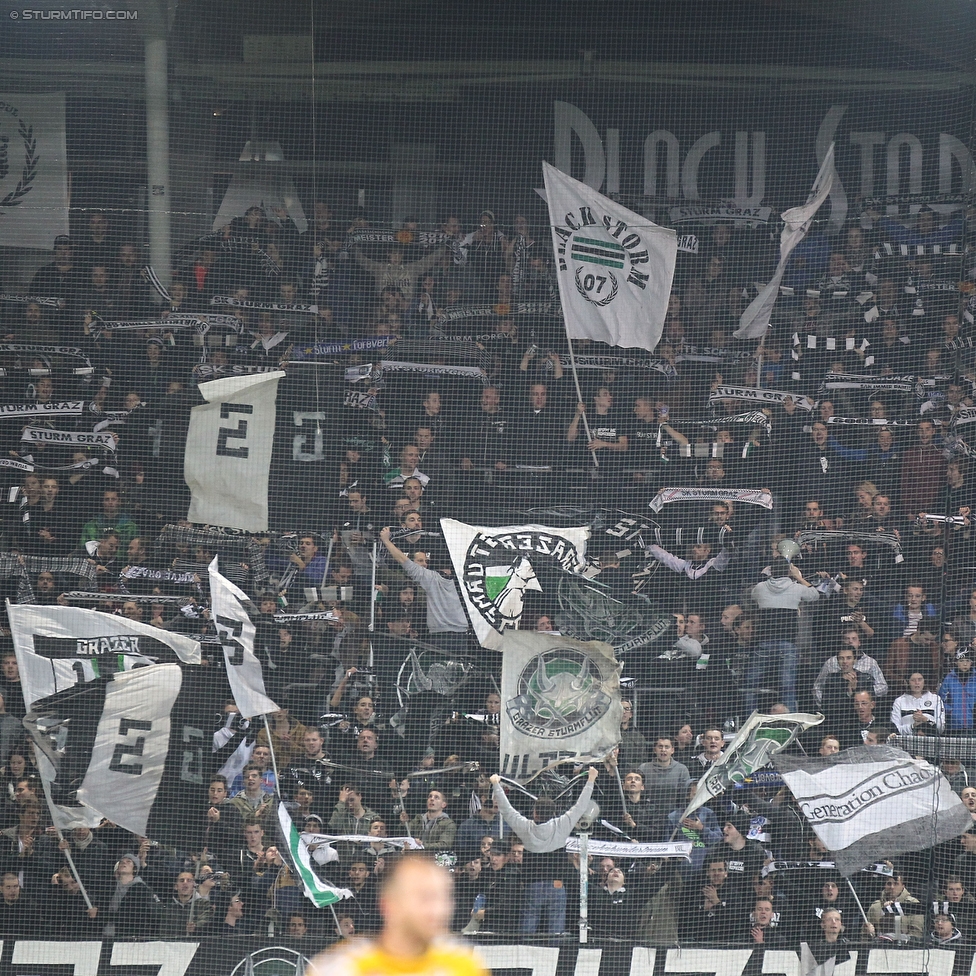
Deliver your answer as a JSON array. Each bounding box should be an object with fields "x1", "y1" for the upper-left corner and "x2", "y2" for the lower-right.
[
  {"x1": 209, "y1": 556, "x2": 278, "y2": 718},
  {"x1": 543, "y1": 161, "x2": 677, "y2": 352},
  {"x1": 277, "y1": 803, "x2": 352, "y2": 908},
  {"x1": 185, "y1": 370, "x2": 285, "y2": 531},
  {"x1": 6, "y1": 601, "x2": 201, "y2": 708},
  {"x1": 735, "y1": 143, "x2": 835, "y2": 340},
  {"x1": 441, "y1": 518, "x2": 597, "y2": 650},
  {"x1": 499, "y1": 631, "x2": 621, "y2": 780},
  {"x1": 774, "y1": 744, "x2": 972, "y2": 876},
  {"x1": 682, "y1": 711, "x2": 824, "y2": 819},
  {"x1": 24, "y1": 665, "x2": 191, "y2": 841}
]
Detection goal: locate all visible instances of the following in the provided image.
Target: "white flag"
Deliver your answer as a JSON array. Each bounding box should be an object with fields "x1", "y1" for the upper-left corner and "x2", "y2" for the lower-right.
[
  {"x1": 440, "y1": 517, "x2": 595, "y2": 650},
  {"x1": 500, "y1": 631, "x2": 621, "y2": 779},
  {"x1": 543, "y1": 161, "x2": 677, "y2": 351},
  {"x1": 775, "y1": 744, "x2": 971, "y2": 876},
  {"x1": 0, "y1": 93, "x2": 68, "y2": 249},
  {"x1": 735, "y1": 144, "x2": 835, "y2": 340},
  {"x1": 209, "y1": 556, "x2": 278, "y2": 719},
  {"x1": 185, "y1": 370, "x2": 284, "y2": 532},
  {"x1": 76, "y1": 664, "x2": 183, "y2": 838},
  {"x1": 7, "y1": 601, "x2": 201, "y2": 709}
]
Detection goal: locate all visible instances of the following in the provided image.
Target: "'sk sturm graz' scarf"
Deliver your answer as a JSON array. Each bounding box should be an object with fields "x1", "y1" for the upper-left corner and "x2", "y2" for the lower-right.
[
  {"x1": 0, "y1": 401, "x2": 85, "y2": 418},
  {"x1": 818, "y1": 373, "x2": 919, "y2": 395},
  {"x1": 648, "y1": 486, "x2": 774, "y2": 513},
  {"x1": 437, "y1": 301, "x2": 556, "y2": 322},
  {"x1": 572, "y1": 355, "x2": 676, "y2": 377},
  {"x1": 709, "y1": 386, "x2": 815, "y2": 411},
  {"x1": 796, "y1": 528, "x2": 904, "y2": 563},
  {"x1": 0, "y1": 293, "x2": 64, "y2": 309},
  {"x1": 210, "y1": 296, "x2": 318, "y2": 315},
  {"x1": 21, "y1": 427, "x2": 117, "y2": 451}
]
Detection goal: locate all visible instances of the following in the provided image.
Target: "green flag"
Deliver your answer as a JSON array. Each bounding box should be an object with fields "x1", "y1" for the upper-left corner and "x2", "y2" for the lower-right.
[{"x1": 278, "y1": 803, "x2": 351, "y2": 909}]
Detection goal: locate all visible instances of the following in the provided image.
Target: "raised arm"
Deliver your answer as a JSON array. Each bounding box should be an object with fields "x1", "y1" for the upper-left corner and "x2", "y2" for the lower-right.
[{"x1": 379, "y1": 526, "x2": 408, "y2": 566}]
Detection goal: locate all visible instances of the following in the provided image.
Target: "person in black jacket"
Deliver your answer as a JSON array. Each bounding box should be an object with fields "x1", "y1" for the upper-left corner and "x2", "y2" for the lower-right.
[
  {"x1": 476, "y1": 837, "x2": 522, "y2": 934},
  {"x1": 96, "y1": 852, "x2": 159, "y2": 939}
]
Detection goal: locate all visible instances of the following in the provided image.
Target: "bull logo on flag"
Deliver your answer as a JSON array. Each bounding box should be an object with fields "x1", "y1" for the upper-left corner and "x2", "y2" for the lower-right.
[{"x1": 507, "y1": 646, "x2": 613, "y2": 738}]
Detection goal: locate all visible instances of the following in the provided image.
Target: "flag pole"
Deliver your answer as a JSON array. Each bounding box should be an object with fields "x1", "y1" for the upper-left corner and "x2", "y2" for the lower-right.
[
  {"x1": 845, "y1": 877, "x2": 872, "y2": 930},
  {"x1": 38, "y1": 775, "x2": 95, "y2": 911},
  {"x1": 263, "y1": 713, "x2": 283, "y2": 799},
  {"x1": 565, "y1": 335, "x2": 599, "y2": 469}
]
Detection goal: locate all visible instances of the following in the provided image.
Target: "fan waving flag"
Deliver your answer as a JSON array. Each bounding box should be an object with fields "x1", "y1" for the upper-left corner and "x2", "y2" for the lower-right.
[
  {"x1": 440, "y1": 518, "x2": 596, "y2": 649},
  {"x1": 278, "y1": 803, "x2": 352, "y2": 908},
  {"x1": 209, "y1": 556, "x2": 278, "y2": 718},
  {"x1": 500, "y1": 631, "x2": 621, "y2": 780},
  {"x1": 681, "y1": 711, "x2": 824, "y2": 819},
  {"x1": 543, "y1": 161, "x2": 677, "y2": 351},
  {"x1": 775, "y1": 744, "x2": 972, "y2": 876},
  {"x1": 735, "y1": 144, "x2": 835, "y2": 340},
  {"x1": 24, "y1": 665, "x2": 182, "y2": 837}
]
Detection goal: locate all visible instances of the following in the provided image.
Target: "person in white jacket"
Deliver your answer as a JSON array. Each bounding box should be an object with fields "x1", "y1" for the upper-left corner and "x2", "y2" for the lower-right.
[{"x1": 890, "y1": 671, "x2": 946, "y2": 736}]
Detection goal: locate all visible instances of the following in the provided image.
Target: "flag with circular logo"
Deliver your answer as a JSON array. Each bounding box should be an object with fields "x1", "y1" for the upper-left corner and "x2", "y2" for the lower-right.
[{"x1": 543, "y1": 161, "x2": 677, "y2": 352}]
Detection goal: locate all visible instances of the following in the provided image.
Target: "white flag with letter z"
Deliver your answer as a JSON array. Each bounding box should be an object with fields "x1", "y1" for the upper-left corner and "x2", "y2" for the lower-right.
[
  {"x1": 185, "y1": 370, "x2": 284, "y2": 531},
  {"x1": 543, "y1": 161, "x2": 677, "y2": 351},
  {"x1": 209, "y1": 556, "x2": 278, "y2": 718}
]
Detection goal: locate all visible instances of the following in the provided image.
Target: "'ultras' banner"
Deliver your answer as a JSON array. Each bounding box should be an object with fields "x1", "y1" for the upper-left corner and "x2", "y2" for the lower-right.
[
  {"x1": 0, "y1": 93, "x2": 68, "y2": 249},
  {"x1": 185, "y1": 370, "x2": 284, "y2": 532},
  {"x1": 6, "y1": 601, "x2": 201, "y2": 709},
  {"x1": 543, "y1": 161, "x2": 677, "y2": 352},
  {"x1": 441, "y1": 518, "x2": 596, "y2": 649},
  {"x1": 499, "y1": 631, "x2": 621, "y2": 779},
  {"x1": 775, "y1": 745, "x2": 972, "y2": 876}
]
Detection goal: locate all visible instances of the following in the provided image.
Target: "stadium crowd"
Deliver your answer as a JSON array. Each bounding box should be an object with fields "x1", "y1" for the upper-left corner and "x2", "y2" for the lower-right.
[{"x1": 0, "y1": 200, "x2": 975, "y2": 947}]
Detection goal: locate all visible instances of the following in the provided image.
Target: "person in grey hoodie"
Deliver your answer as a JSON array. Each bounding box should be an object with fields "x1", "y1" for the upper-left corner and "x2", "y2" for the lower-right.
[
  {"x1": 638, "y1": 735, "x2": 691, "y2": 815},
  {"x1": 744, "y1": 557, "x2": 820, "y2": 713},
  {"x1": 490, "y1": 767, "x2": 599, "y2": 935}
]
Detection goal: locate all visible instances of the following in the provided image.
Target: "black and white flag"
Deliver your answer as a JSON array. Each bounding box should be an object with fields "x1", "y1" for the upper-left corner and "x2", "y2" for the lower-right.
[
  {"x1": 441, "y1": 518, "x2": 597, "y2": 649},
  {"x1": 185, "y1": 370, "x2": 285, "y2": 531},
  {"x1": 209, "y1": 556, "x2": 278, "y2": 718},
  {"x1": 7, "y1": 602, "x2": 201, "y2": 709},
  {"x1": 774, "y1": 745, "x2": 971, "y2": 876},
  {"x1": 24, "y1": 664, "x2": 202, "y2": 843}
]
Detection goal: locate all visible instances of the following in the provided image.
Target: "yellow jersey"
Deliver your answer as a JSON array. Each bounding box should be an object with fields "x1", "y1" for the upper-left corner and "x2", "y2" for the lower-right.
[{"x1": 309, "y1": 936, "x2": 486, "y2": 976}]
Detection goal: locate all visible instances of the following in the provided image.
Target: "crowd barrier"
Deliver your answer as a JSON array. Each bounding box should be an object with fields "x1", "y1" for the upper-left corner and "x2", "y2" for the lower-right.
[{"x1": 6, "y1": 939, "x2": 976, "y2": 976}]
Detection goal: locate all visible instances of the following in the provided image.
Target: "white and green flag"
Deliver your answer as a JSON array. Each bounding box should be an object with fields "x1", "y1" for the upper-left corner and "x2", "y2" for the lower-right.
[
  {"x1": 682, "y1": 710, "x2": 824, "y2": 819},
  {"x1": 543, "y1": 161, "x2": 677, "y2": 351},
  {"x1": 278, "y1": 804, "x2": 352, "y2": 909},
  {"x1": 440, "y1": 518, "x2": 595, "y2": 650}
]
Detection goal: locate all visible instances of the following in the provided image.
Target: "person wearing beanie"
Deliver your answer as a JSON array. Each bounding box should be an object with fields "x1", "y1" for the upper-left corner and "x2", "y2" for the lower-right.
[
  {"x1": 704, "y1": 811, "x2": 765, "y2": 896},
  {"x1": 98, "y1": 853, "x2": 159, "y2": 939}
]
